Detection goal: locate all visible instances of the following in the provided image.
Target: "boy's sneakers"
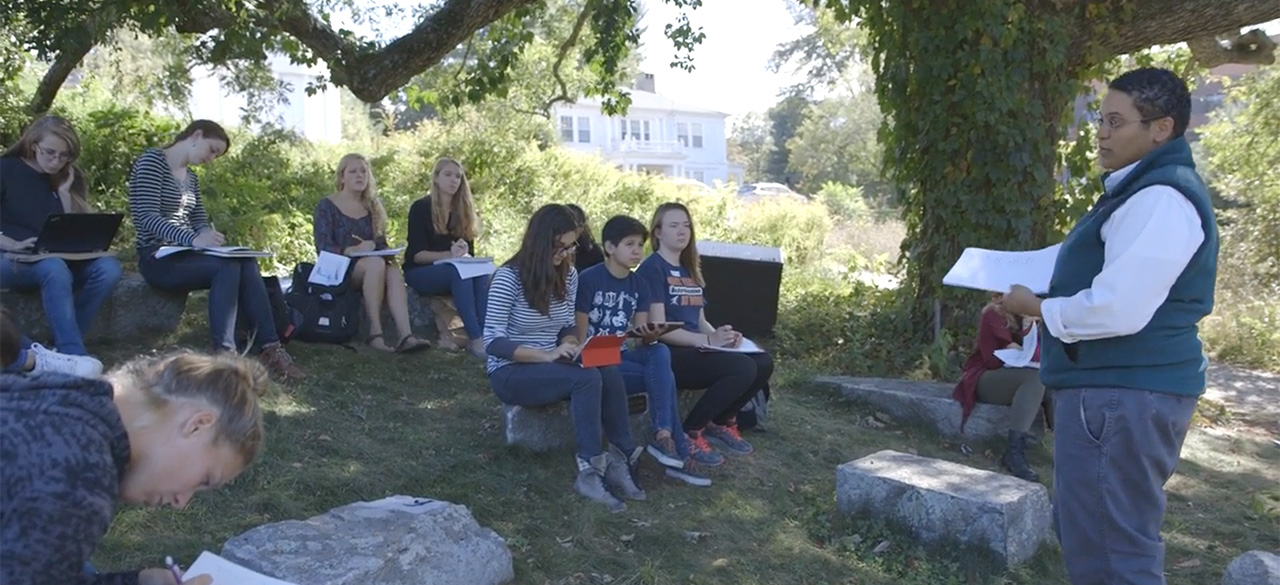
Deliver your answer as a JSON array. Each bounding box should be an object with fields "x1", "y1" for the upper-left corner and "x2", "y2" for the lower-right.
[
  {"x1": 646, "y1": 434, "x2": 684, "y2": 469},
  {"x1": 686, "y1": 430, "x2": 726, "y2": 467},
  {"x1": 664, "y1": 458, "x2": 712, "y2": 487},
  {"x1": 29, "y1": 344, "x2": 103, "y2": 378},
  {"x1": 705, "y1": 421, "x2": 754, "y2": 456}
]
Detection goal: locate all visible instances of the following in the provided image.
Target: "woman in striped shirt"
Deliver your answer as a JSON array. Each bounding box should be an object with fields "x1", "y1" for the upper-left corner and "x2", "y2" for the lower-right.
[
  {"x1": 484, "y1": 204, "x2": 645, "y2": 512},
  {"x1": 127, "y1": 120, "x2": 304, "y2": 382}
]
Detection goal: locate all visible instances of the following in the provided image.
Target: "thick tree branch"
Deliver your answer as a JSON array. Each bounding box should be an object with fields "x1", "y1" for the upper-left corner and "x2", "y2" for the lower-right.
[
  {"x1": 1095, "y1": 0, "x2": 1280, "y2": 60},
  {"x1": 28, "y1": 41, "x2": 93, "y2": 116},
  {"x1": 1187, "y1": 29, "x2": 1278, "y2": 68},
  {"x1": 539, "y1": 2, "x2": 595, "y2": 117}
]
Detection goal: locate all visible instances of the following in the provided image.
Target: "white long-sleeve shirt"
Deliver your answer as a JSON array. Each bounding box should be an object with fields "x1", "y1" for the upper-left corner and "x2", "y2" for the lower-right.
[{"x1": 1039, "y1": 161, "x2": 1205, "y2": 344}]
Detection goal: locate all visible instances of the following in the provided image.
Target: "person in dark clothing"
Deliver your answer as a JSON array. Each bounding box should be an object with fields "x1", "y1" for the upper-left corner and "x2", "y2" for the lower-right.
[
  {"x1": 1, "y1": 310, "x2": 271, "y2": 584},
  {"x1": 565, "y1": 203, "x2": 605, "y2": 271},
  {"x1": 403, "y1": 157, "x2": 489, "y2": 358},
  {"x1": 638, "y1": 202, "x2": 774, "y2": 463},
  {"x1": 127, "y1": 120, "x2": 304, "y2": 382},
  {"x1": 0, "y1": 116, "x2": 123, "y2": 357},
  {"x1": 952, "y1": 294, "x2": 1049, "y2": 482}
]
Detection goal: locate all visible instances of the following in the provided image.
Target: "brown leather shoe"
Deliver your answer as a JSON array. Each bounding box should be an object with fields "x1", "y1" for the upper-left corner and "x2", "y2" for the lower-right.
[{"x1": 259, "y1": 344, "x2": 305, "y2": 382}]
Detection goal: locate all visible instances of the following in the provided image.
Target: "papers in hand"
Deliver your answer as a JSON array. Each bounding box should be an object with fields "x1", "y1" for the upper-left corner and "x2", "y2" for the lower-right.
[
  {"x1": 942, "y1": 244, "x2": 1061, "y2": 295},
  {"x1": 183, "y1": 551, "x2": 297, "y2": 585},
  {"x1": 348, "y1": 246, "x2": 404, "y2": 258},
  {"x1": 993, "y1": 325, "x2": 1040, "y2": 369},
  {"x1": 434, "y1": 256, "x2": 496, "y2": 280},
  {"x1": 309, "y1": 251, "x2": 351, "y2": 286},
  {"x1": 155, "y1": 246, "x2": 271, "y2": 259},
  {"x1": 699, "y1": 337, "x2": 765, "y2": 354}
]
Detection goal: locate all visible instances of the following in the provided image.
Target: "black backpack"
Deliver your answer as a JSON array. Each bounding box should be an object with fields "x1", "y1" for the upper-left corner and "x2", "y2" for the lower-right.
[
  {"x1": 236, "y1": 275, "x2": 299, "y2": 351},
  {"x1": 285, "y1": 262, "x2": 361, "y2": 345}
]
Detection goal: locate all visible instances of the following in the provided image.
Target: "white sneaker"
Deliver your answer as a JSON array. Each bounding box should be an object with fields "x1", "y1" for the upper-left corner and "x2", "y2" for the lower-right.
[{"x1": 29, "y1": 344, "x2": 104, "y2": 378}]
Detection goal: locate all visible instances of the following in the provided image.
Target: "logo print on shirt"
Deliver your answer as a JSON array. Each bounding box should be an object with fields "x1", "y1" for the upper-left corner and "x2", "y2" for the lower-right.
[{"x1": 666, "y1": 276, "x2": 704, "y2": 307}]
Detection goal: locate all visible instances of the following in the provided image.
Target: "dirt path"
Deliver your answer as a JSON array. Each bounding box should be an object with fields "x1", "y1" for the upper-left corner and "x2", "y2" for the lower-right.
[{"x1": 1203, "y1": 361, "x2": 1280, "y2": 435}]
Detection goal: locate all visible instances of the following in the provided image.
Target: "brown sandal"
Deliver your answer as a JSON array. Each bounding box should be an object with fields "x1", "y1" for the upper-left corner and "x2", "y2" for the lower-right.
[
  {"x1": 366, "y1": 333, "x2": 394, "y2": 352},
  {"x1": 395, "y1": 335, "x2": 431, "y2": 354}
]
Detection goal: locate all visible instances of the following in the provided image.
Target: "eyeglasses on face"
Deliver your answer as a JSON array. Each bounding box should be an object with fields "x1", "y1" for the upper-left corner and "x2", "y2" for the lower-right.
[{"x1": 35, "y1": 144, "x2": 72, "y2": 162}]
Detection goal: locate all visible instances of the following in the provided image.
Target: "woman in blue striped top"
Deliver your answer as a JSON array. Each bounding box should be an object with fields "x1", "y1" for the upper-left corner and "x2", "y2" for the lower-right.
[
  {"x1": 484, "y1": 204, "x2": 645, "y2": 512},
  {"x1": 127, "y1": 120, "x2": 304, "y2": 382}
]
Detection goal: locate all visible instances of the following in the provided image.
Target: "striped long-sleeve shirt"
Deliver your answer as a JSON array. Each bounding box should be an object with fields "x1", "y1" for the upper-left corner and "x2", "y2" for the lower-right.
[
  {"x1": 127, "y1": 148, "x2": 210, "y2": 249},
  {"x1": 483, "y1": 265, "x2": 578, "y2": 374}
]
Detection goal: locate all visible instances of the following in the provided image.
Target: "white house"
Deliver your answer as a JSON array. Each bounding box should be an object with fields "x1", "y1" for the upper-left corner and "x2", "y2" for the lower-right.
[
  {"x1": 188, "y1": 53, "x2": 343, "y2": 143},
  {"x1": 552, "y1": 73, "x2": 739, "y2": 185}
]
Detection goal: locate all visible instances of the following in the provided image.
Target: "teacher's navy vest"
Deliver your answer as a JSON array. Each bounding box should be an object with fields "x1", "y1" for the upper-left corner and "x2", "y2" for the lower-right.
[{"x1": 1039, "y1": 137, "x2": 1218, "y2": 396}]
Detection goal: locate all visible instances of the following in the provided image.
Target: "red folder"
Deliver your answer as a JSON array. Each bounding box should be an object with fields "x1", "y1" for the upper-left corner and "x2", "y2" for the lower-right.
[{"x1": 578, "y1": 335, "x2": 625, "y2": 368}]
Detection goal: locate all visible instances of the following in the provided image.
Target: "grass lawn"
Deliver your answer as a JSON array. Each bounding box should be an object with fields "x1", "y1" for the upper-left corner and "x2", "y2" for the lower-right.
[{"x1": 93, "y1": 313, "x2": 1280, "y2": 585}]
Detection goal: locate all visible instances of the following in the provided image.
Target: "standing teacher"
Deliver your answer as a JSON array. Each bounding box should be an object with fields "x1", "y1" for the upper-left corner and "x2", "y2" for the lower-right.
[{"x1": 1001, "y1": 67, "x2": 1218, "y2": 585}]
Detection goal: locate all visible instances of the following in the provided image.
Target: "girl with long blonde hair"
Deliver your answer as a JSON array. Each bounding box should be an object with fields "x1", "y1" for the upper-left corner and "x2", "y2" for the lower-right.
[
  {"x1": 403, "y1": 157, "x2": 488, "y2": 358},
  {"x1": 313, "y1": 153, "x2": 429, "y2": 353},
  {"x1": 0, "y1": 115, "x2": 123, "y2": 358}
]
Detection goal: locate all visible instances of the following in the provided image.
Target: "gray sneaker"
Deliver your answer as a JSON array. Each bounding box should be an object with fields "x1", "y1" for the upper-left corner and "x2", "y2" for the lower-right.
[
  {"x1": 604, "y1": 446, "x2": 647, "y2": 501},
  {"x1": 664, "y1": 457, "x2": 712, "y2": 487},
  {"x1": 705, "y1": 421, "x2": 754, "y2": 456},
  {"x1": 575, "y1": 454, "x2": 626, "y2": 512}
]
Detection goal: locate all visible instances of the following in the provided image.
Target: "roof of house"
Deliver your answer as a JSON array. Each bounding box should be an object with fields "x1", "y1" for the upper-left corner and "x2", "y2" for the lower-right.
[{"x1": 568, "y1": 90, "x2": 728, "y2": 118}]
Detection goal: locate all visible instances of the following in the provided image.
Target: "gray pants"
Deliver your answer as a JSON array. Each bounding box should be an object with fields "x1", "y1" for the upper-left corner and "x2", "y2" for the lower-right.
[
  {"x1": 976, "y1": 367, "x2": 1048, "y2": 433},
  {"x1": 1052, "y1": 387, "x2": 1198, "y2": 585}
]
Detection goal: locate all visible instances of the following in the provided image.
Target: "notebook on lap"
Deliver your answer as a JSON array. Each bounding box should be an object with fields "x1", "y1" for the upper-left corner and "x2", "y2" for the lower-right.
[{"x1": 31, "y1": 213, "x2": 123, "y2": 254}]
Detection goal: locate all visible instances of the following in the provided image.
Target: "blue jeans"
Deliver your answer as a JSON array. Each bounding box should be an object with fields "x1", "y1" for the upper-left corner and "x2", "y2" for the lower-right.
[
  {"x1": 403, "y1": 264, "x2": 489, "y2": 339},
  {"x1": 1052, "y1": 387, "x2": 1198, "y2": 585},
  {"x1": 489, "y1": 363, "x2": 633, "y2": 460},
  {"x1": 138, "y1": 247, "x2": 279, "y2": 351},
  {"x1": 4, "y1": 335, "x2": 36, "y2": 373},
  {"x1": 0, "y1": 255, "x2": 123, "y2": 355},
  {"x1": 619, "y1": 343, "x2": 691, "y2": 459}
]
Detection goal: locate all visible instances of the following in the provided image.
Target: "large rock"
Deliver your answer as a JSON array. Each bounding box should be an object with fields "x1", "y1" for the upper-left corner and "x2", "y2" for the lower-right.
[
  {"x1": 4, "y1": 272, "x2": 188, "y2": 347},
  {"x1": 221, "y1": 495, "x2": 514, "y2": 585},
  {"x1": 818, "y1": 376, "x2": 1031, "y2": 440},
  {"x1": 836, "y1": 450, "x2": 1053, "y2": 567},
  {"x1": 1222, "y1": 550, "x2": 1280, "y2": 585},
  {"x1": 504, "y1": 393, "x2": 651, "y2": 452}
]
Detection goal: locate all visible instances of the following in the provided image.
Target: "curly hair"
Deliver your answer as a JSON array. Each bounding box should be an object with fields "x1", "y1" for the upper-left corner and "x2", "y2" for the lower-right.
[{"x1": 1107, "y1": 67, "x2": 1192, "y2": 139}]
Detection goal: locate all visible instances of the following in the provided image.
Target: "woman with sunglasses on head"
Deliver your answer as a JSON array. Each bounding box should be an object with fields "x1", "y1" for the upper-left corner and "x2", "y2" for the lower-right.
[
  {"x1": 0, "y1": 116, "x2": 123, "y2": 362},
  {"x1": 128, "y1": 120, "x2": 304, "y2": 382},
  {"x1": 483, "y1": 204, "x2": 644, "y2": 512}
]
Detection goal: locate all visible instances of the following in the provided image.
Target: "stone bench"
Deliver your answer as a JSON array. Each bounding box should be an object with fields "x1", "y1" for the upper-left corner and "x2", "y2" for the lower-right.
[
  {"x1": 817, "y1": 376, "x2": 1043, "y2": 441},
  {"x1": 1222, "y1": 550, "x2": 1280, "y2": 585},
  {"x1": 504, "y1": 393, "x2": 651, "y2": 452},
  {"x1": 3, "y1": 272, "x2": 189, "y2": 347},
  {"x1": 836, "y1": 449, "x2": 1053, "y2": 567}
]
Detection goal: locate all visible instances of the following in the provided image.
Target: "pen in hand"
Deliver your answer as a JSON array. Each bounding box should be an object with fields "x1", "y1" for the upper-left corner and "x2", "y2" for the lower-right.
[{"x1": 166, "y1": 556, "x2": 183, "y2": 584}]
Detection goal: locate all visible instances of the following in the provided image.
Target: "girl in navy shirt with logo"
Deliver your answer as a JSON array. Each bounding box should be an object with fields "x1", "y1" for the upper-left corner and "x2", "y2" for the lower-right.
[{"x1": 637, "y1": 202, "x2": 774, "y2": 462}]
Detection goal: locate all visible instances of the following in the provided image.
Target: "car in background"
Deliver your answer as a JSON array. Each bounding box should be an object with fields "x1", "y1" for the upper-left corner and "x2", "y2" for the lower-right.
[{"x1": 736, "y1": 182, "x2": 807, "y2": 201}]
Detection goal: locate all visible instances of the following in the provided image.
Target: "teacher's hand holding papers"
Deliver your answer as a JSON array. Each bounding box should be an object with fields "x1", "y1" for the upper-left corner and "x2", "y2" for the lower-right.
[{"x1": 1000, "y1": 284, "x2": 1043, "y2": 318}]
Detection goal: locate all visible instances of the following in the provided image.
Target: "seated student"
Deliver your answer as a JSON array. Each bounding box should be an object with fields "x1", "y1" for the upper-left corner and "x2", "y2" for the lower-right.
[
  {"x1": 314, "y1": 153, "x2": 429, "y2": 353},
  {"x1": 565, "y1": 203, "x2": 605, "y2": 271},
  {"x1": 1, "y1": 308, "x2": 269, "y2": 585},
  {"x1": 952, "y1": 294, "x2": 1049, "y2": 482},
  {"x1": 575, "y1": 215, "x2": 712, "y2": 487},
  {"x1": 404, "y1": 158, "x2": 489, "y2": 358},
  {"x1": 484, "y1": 204, "x2": 645, "y2": 512},
  {"x1": 0, "y1": 305, "x2": 103, "y2": 377},
  {"x1": 128, "y1": 120, "x2": 304, "y2": 382},
  {"x1": 638, "y1": 202, "x2": 774, "y2": 462},
  {"x1": 0, "y1": 116, "x2": 123, "y2": 357}
]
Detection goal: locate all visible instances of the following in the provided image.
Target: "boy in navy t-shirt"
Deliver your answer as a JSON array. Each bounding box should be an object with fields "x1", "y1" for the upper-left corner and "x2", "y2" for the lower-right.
[{"x1": 576, "y1": 216, "x2": 715, "y2": 486}]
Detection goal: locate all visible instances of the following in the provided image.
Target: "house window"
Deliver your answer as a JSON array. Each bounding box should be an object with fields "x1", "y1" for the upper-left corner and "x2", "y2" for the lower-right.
[
  {"x1": 576, "y1": 116, "x2": 591, "y2": 143},
  {"x1": 691, "y1": 123, "x2": 704, "y2": 148},
  {"x1": 559, "y1": 116, "x2": 574, "y2": 142},
  {"x1": 692, "y1": 170, "x2": 705, "y2": 183},
  {"x1": 620, "y1": 119, "x2": 651, "y2": 141},
  {"x1": 676, "y1": 122, "x2": 689, "y2": 147}
]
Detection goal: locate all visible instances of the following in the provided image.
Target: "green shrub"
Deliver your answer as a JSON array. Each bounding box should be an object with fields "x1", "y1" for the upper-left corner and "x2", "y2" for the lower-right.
[
  {"x1": 729, "y1": 198, "x2": 832, "y2": 266},
  {"x1": 815, "y1": 181, "x2": 871, "y2": 221}
]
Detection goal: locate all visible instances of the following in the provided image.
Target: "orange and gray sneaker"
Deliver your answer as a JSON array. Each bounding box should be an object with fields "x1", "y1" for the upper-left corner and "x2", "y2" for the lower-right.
[
  {"x1": 705, "y1": 420, "x2": 754, "y2": 455},
  {"x1": 686, "y1": 429, "x2": 726, "y2": 467},
  {"x1": 259, "y1": 343, "x2": 305, "y2": 382}
]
